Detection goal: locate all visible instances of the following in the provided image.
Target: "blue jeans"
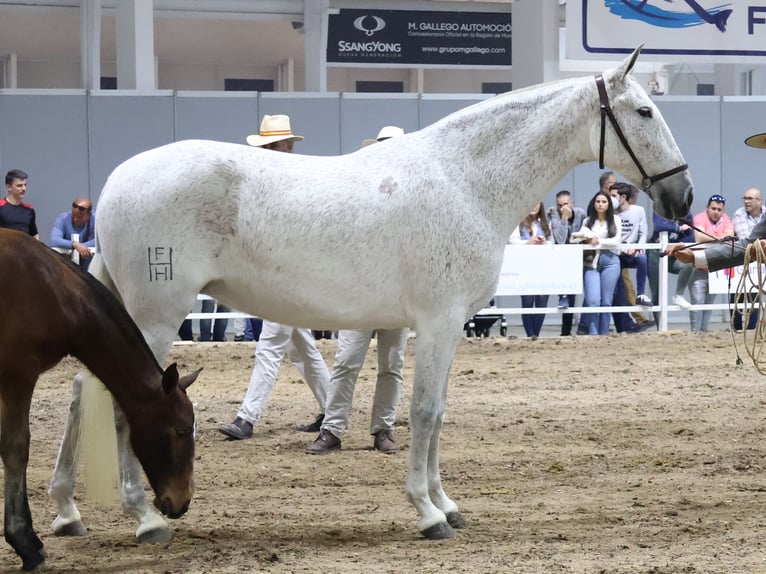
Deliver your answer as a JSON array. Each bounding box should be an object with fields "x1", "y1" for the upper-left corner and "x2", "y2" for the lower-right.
[
  {"x1": 582, "y1": 252, "x2": 621, "y2": 335},
  {"x1": 619, "y1": 253, "x2": 648, "y2": 296},
  {"x1": 199, "y1": 299, "x2": 229, "y2": 341},
  {"x1": 730, "y1": 293, "x2": 759, "y2": 330},
  {"x1": 244, "y1": 318, "x2": 263, "y2": 341},
  {"x1": 520, "y1": 294, "x2": 548, "y2": 337}
]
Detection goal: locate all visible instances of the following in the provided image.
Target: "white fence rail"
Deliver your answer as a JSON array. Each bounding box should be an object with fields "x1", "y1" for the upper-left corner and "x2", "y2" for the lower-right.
[{"x1": 55, "y1": 232, "x2": 757, "y2": 333}]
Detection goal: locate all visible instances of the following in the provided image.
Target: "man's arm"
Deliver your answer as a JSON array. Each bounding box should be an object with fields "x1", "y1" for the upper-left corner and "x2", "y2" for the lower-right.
[{"x1": 49, "y1": 212, "x2": 72, "y2": 248}]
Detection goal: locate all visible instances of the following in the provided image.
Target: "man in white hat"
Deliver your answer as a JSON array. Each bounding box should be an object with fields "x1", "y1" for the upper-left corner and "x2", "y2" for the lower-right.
[
  {"x1": 219, "y1": 113, "x2": 329, "y2": 440},
  {"x1": 307, "y1": 126, "x2": 408, "y2": 455},
  {"x1": 245, "y1": 114, "x2": 304, "y2": 151}
]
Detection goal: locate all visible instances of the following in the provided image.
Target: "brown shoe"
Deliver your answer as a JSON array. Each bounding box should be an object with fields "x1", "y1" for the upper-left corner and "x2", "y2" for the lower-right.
[
  {"x1": 219, "y1": 417, "x2": 253, "y2": 440},
  {"x1": 294, "y1": 413, "x2": 324, "y2": 433},
  {"x1": 373, "y1": 429, "x2": 398, "y2": 454},
  {"x1": 306, "y1": 429, "x2": 341, "y2": 454}
]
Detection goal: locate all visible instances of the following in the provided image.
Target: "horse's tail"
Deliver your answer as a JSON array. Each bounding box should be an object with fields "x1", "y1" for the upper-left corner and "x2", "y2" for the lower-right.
[
  {"x1": 87, "y1": 252, "x2": 124, "y2": 305},
  {"x1": 79, "y1": 369, "x2": 119, "y2": 506}
]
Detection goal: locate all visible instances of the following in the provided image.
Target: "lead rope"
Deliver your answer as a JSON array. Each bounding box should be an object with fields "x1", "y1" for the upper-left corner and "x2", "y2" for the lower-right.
[{"x1": 736, "y1": 239, "x2": 766, "y2": 373}]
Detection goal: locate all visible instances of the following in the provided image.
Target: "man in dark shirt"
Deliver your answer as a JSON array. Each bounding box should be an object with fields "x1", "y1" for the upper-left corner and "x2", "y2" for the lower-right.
[{"x1": 0, "y1": 169, "x2": 38, "y2": 239}]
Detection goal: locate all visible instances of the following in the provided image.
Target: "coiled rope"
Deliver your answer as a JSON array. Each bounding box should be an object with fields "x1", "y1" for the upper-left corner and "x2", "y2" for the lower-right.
[{"x1": 735, "y1": 240, "x2": 766, "y2": 373}]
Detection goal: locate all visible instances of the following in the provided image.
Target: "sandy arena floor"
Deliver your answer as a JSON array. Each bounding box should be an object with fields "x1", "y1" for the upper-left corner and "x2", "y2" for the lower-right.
[{"x1": 4, "y1": 330, "x2": 766, "y2": 573}]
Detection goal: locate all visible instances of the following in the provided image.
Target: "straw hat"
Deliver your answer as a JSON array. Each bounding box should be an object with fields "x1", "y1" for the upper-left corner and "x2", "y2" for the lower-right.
[
  {"x1": 246, "y1": 114, "x2": 304, "y2": 147},
  {"x1": 745, "y1": 132, "x2": 766, "y2": 149},
  {"x1": 361, "y1": 125, "x2": 405, "y2": 147}
]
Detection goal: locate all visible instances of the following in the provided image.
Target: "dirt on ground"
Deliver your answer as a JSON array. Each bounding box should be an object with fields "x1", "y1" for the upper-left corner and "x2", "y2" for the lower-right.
[{"x1": 5, "y1": 330, "x2": 766, "y2": 573}]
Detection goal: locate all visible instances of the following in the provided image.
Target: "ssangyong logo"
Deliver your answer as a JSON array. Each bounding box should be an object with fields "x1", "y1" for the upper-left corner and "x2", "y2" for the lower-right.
[
  {"x1": 605, "y1": 0, "x2": 733, "y2": 33},
  {"x1": 353, "y1": 15, "x2": 386, "y2": 36}
]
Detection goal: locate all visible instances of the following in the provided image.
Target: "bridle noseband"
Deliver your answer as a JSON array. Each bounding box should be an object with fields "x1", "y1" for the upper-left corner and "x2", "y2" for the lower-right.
[{"x1": 595, "y1": 74, "x2": 688, "y2": 191}]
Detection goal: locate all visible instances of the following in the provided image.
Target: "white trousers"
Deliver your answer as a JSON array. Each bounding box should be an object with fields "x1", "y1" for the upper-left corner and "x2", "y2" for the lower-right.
[
  {"x1": 237, "y1": 320, "x2": 329, "y2": 425},
  {"x1": 323, "y1": 328, "x2": 408, "y2": 438}
]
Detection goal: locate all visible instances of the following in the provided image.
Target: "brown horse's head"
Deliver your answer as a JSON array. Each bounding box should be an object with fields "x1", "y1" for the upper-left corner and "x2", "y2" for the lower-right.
[{"x1": 129, "y1": 363, "x2": 201, "y2": 518}]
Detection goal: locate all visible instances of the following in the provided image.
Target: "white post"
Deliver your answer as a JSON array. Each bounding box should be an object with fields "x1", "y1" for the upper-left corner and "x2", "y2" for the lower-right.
[
  {"x1": 71, "y1": 233, "x2": 80, "y2": 266},
  {"x1": 659, "y1": 231, "x2": 668, "y2": 332}
]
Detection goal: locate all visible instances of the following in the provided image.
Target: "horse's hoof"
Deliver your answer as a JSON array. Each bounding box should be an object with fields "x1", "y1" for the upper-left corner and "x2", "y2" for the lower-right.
[
  {"x1": 446, "y1": 511, "x2": 466, "y2": 529},
  {"x1": 21, "y1": 551, "x2": 45, "y2": 572},
  {"x1": 53, "y1": 520, "x2": 86, "y2": 537},
  {"x1": 421, "y1": 521, "x2": 456, "y2": 540},
  {"x1": 138, "y1": 527, "x2": 172, "y2": 544}
]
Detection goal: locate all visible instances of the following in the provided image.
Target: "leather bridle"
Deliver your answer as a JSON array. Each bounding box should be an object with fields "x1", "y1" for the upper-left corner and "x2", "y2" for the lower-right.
[{"x1": 595, "y1": 74, "x2": 688, "y2": 191}]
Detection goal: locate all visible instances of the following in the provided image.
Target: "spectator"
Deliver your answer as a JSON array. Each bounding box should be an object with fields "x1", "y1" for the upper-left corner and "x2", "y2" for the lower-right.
[
  {"x1": 689, "y1": 194, "x2": 734, "y2": 333},
  {"x1": 49, "y1": 198, "x2": 95, "y2": 271},
  {"x1": 730, "y1": 187, "x2": 764, "y2": 330},
  {"x1": 669, "y1": 129, "x2": 766, "y2": 299},
  {"x1": 647, "y1": 211, "x2": 695, "y2": 315},
  {"x1": 0, "y1": 169, "x2": 38, "y2": 239},
  {"x1": 571, "y1": 191, "x2": 622, "y2": 335},
  {"x1": 220, "y1": 113, "x2": 329, "y2": 440},
  {"x1": 509, "y1": 201, "x2": 551, "y2": 339},
  {"x1": 307, "y1": 126, "x2": 409, "y2": 456},
  {"x1": 611, "y1": 182, "x2": 653, "y2": 333},
  {"x1": 549, "y1": 190, "x2": 586, "y2": 336},
  {"x1": 576, "y1": 171, "x2": 618, "y2": 335}
]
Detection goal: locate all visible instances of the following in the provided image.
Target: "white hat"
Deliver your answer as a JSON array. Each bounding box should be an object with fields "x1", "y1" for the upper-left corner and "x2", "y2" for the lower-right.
[
  {"x1": 361, "y1": 125, "x2": 405, "y2": 147},
  {"x1": 745, "y1": 132, "x2": 766, "y2": 149},
  {"x1": 246, "y1": 114, "x2": 304, "y2": 147}
]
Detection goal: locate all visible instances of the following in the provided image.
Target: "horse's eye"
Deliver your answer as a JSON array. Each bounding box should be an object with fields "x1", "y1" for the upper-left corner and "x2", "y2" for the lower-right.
[
  {"x1": 637, "y1": 106, "x2": 653, "y2": 118},
  {"x1": 176, "y1": 426, "x2": 193, "y2": 437}
]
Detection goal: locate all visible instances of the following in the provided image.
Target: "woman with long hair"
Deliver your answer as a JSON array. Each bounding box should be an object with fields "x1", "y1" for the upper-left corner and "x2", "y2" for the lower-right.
[
  {"x1": 576, "y1": 191, "x2": 622, "y2": 335},
  {"x1": 509, "y1": 202, "x2": 552, "y2": 338}
]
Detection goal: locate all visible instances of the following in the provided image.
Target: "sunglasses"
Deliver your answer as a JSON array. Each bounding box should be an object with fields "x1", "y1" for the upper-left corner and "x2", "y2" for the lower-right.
[
  {"x1": 72, "y1": 202, "x2": 91, "y2": 213},
  {"x1": 709, "y1": 194, "x2": 726, "y2": 204}
]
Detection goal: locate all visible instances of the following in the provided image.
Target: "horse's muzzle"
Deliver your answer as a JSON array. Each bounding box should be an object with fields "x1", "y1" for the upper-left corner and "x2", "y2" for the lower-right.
[{"x1": 155, "y1": 496, "x2": 190, "y2": 519}]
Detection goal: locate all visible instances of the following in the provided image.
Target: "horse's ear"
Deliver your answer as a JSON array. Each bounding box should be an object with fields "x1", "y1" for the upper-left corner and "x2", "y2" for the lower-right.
[
  {"x1": 616, "y1": 44, "x2": 644, "y2": 80},
  {"x1": 161, "y1": 362, "x2": 180, "y2": 394},
  {"x1": 178, "y1": 367, "x2": 202, "y2": 391}
]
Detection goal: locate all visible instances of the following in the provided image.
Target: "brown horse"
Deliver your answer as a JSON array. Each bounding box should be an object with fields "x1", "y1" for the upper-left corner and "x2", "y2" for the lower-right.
[{"x1": 0, "y1": 229, "x2": 200, "y2": 571}]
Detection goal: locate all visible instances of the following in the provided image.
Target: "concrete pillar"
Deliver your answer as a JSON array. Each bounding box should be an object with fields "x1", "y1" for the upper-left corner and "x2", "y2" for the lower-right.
[
  {"x1": 409, "y1": 68, "x2": 424, "y2": 93},
  {"x1": 510, "y1": 0, "x2": 559, "y2": 90},
  {"x1": 116, "y1": 0, "x2": 155, "y2": 90},
  {"x1": 303, "y1": 0, "x2": 328, "y2": 92},
  {"x1": 80, "y1": 0, "x2": 101, "y2": 90}
]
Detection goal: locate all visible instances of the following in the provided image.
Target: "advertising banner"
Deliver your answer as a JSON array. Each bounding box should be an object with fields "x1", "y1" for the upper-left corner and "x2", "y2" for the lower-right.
[
  {"x1": 496, "y1": 245, "x2": 583, "y2": 296},
  {"x1": 567, "y1": 1, "x2": 766, "y2": 63},
  {"x1": 709, "y1": 262, "x2": 766, "y2": 294},
  {"x1": 327, "y1": 9, "x2": 511, "y2": 67}
]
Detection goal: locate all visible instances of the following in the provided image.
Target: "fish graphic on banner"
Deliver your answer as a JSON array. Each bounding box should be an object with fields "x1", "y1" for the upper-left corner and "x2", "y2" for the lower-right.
[
  {"x1": 566, "y1": 0, "x2": 766, "y2": 62},
  {"x1": 605, "y1": 0, "x2": 733, "y2": 32}
]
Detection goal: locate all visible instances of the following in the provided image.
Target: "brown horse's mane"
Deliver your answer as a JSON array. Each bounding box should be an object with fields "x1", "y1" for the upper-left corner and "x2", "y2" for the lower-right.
[{"x1": 47, "y1": 244, "x2": 164, "y2": 374}]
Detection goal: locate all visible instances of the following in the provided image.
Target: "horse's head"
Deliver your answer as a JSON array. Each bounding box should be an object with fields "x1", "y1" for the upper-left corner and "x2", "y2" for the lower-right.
[
  {"x1": 129, "y1": 363, "x2": 201, "y2": 519},
  {"x1": 594, "y1": 45, "x2": 693, "y2": 219}
]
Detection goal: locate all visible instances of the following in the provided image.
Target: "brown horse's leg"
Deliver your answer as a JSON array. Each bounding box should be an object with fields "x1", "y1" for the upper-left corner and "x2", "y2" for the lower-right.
[{"x1": 0, "y1": 380, "x2": 45, "y2": 571}]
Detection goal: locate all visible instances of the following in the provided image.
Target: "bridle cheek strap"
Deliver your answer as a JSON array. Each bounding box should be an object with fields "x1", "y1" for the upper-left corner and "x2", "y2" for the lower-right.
[{"x1": 595, "y1": 74, "x2": 688, "y2": 191}]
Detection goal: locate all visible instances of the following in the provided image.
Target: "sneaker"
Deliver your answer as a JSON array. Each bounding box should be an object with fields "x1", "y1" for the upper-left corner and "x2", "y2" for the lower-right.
[
  {"x1": 233, "y1": 335, "x2": 244, "y2": 342},
  {"x1": 294, "y1": 413, "x2": 324, "y2": 433},
  {"x1": 219, "y1": 417, "x2": 253, "y2": 440},
  {"x1": 672, "y1": 294, "x2": 692, "y2": 310},
  {"x1": 558, "y1": 296, "x2": 570, "y2": 310},
  {"x1": 636, "y1": 294, "x2": 652, "y2": 307},
  {"x1": 625, "y1": 322, "x2": 651, "y2": 334},
  {"x1": 306, "y1": 429, "x2": 341, "y2": 454},
  {"x1": 373, "y1": 429, "x2": 398, "y2": 454}
]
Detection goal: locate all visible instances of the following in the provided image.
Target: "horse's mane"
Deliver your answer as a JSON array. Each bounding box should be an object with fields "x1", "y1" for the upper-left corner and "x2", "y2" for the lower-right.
[
  {"x1": 54, "y1": 248, "x2": 164, "y2": 373},
  {"x1": 421, "y1": 73, "x2": 593, "y2": 143}
]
